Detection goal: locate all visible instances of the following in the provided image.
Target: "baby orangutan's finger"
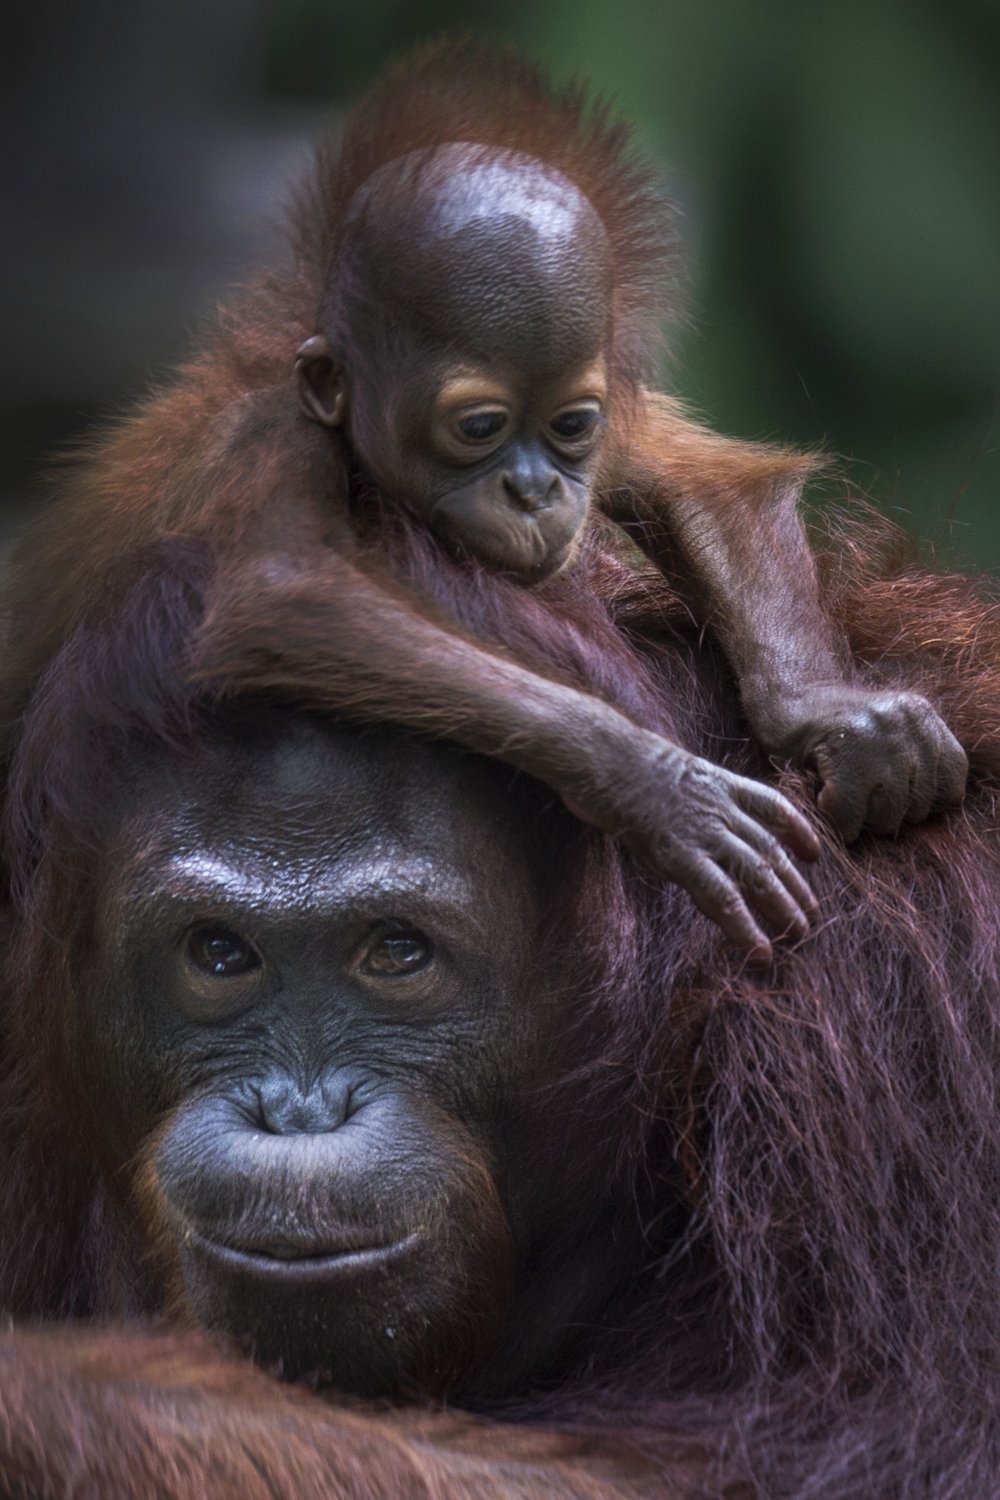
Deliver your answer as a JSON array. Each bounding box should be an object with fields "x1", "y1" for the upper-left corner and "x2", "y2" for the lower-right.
[
  {"x1": 712, "y1": 837, "x2": 810, "y2": 944},
  {"x1": 908, "y1": 712, "x2": 963, "y2": 825},
  {"x1": 815, "y1": 761, "x2": 869, "y2": 845},
  {"x1": 725, "y1": 810, "x2": 818, "y2": 923},
  {"x1": 687, "y1": 860, "x2": 773, "y2": 966},
  {"x1": 935, "y1": 730, "x2": 969, "y2": 808},
  {"x1": 861, "y1": 779, "x2": 911, "y2": 839},
  {"x1": 735, "y1": 779, "x2": 821, "y2": 863},
  {"x1": 903, "y1": 755, "x2": 937, "y2": 828}
]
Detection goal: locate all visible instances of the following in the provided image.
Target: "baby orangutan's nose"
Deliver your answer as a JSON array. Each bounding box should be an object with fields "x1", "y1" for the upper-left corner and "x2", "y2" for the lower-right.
[{"x1": 501, "y1": 455, "x2": 561, "y2": 513}]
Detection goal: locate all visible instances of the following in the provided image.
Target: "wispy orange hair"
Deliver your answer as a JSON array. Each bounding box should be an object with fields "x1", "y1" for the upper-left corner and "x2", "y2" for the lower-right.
[{"x1": 292, "y1": 36, "x2": 682, "y2": 390}]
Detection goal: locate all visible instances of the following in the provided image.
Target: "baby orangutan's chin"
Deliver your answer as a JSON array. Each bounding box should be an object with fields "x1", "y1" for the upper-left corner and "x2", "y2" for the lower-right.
[{"x1": 429, "y1": 491, "x2": 587, "y2": 582}]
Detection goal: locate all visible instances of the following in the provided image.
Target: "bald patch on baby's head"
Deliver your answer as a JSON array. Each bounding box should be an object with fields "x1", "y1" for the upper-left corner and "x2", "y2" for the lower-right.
[{"x1": 329, "y1": 144, "x2": 612, "y2": 375}]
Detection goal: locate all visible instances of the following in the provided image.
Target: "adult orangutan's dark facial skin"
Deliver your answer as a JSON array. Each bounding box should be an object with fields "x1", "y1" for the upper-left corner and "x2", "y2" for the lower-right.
[
  {"x1": 78, "y1": 716, "x2": 636, "y2": 1396},
  {"x1": 297, "y1": 147, "x2": 612, "y2": 579}
]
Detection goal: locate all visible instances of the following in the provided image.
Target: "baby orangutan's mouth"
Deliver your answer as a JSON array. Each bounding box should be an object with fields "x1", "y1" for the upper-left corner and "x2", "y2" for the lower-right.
[
  {"x1": 466, "y1": 520, "x2": 576, "y2": 582},
  {"x1": 429, "y1": 485, "x2": 585, "y2": 581}
]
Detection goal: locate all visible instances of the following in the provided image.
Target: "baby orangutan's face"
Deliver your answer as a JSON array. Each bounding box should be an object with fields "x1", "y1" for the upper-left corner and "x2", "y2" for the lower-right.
[
  {"x1": 345, "y1": 349, "x2": 608, "y2": 580},
  {"x1": 297, "y1": 144, "x2": 614, "y2": 580}
]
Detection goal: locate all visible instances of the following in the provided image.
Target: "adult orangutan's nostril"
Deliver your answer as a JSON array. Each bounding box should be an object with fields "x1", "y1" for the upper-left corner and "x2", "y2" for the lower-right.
[{"x1": 254, "y1": 1074, "x2": 352, "y2": 1135}]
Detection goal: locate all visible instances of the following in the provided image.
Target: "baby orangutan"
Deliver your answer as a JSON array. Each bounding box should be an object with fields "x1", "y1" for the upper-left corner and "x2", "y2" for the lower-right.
[{"x1": 1, "y1": 44, "x2": 966, "y2": 964}]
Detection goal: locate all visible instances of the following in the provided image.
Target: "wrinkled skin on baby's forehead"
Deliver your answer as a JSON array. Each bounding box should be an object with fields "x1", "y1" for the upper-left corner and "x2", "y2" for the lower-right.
[{"x1": 335, "y1": 143, "x2": 613, "y2": 372}]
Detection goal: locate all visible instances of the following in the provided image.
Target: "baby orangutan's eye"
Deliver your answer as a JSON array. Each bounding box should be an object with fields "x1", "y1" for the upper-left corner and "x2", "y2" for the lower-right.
[
  {"x1": 187, "y1": 925, "x2": 262, "y2": 978},
  {"x1": 456, "y1": 410, "x2": 507, "y2": 443},
  {"x1": 548, "y1": 407, "x2": 601, "y2": 443},
  {"x1": 363, "y1": 928, "x2": 434, "y2": 977}
]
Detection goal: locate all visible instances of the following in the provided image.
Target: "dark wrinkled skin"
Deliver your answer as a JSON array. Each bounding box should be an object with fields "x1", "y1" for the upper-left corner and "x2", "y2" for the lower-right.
[
  {"x1": 291, "y1": 144, "x2": 965, "y2": 961},
  {"x1": 81, "y1": 715, "x2": 647, "y2": 1396},
  {"x1": 560, "y1": 730, "x2": 819, "y2": 960}
]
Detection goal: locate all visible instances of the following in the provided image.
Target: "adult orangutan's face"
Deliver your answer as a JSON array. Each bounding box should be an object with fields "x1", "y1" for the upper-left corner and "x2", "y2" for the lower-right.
[{"x1": 80, "y1": 716, "x2": 639, "y2": 1396}]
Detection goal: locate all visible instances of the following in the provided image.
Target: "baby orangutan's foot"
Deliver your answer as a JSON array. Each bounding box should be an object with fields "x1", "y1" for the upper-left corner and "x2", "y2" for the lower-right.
[{"x1": 762, "y1": 685, "x2": 968, "y2": 844}]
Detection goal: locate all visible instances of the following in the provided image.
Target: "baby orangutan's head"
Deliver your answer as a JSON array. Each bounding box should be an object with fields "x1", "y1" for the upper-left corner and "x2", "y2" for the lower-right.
[{"x1": 297, "y1": 144, "x2": 612, "y2": 581}]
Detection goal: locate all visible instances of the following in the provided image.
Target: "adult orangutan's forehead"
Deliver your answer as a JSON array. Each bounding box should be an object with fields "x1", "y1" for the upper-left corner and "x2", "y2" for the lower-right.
[{"x1": 339, "y1": 143, "x2": 612, "y2": 371}]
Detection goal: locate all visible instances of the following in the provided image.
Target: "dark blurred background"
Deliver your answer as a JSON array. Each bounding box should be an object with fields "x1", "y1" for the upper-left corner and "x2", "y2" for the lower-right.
[{"x1": 2, "y1": 0, "x2": 998, "y2": 565}]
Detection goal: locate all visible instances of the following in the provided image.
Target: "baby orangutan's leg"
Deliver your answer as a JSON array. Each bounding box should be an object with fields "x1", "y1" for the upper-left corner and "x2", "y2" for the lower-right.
[{"x1": 600, "y1": 393, "x2": 968, "y2": 840}]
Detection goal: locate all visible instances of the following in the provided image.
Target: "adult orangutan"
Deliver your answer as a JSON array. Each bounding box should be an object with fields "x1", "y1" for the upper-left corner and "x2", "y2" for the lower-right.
[
  {"x1": 0, "y1": 40, "x2": 966, "y2": 968},
  {"x1": 1, "y1": 499, "x2": 1000, "y2": 1497}
]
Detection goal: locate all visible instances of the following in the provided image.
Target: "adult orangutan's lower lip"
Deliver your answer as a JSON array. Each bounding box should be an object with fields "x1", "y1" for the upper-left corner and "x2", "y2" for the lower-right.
[{"x1": 185, "y1": 1229, "x2": 423, "y2": 1283}]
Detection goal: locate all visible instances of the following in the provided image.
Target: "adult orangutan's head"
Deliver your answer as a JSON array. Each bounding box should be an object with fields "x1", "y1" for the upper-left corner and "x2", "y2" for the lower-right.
[{"x1": 74, "y1": 710, "x2": 645, "y2": 1395}]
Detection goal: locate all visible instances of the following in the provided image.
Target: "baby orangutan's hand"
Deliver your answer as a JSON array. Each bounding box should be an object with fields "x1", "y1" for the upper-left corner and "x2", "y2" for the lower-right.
[
  {"x1": 763, "y1": 686, "x2": 968, "y2": 844},
  {"x1": 566, "y1": 738, "x2": 821, "y2": 966}
]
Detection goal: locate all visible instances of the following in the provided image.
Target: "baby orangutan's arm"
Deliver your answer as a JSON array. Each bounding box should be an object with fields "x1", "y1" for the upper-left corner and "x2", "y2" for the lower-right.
[
  {"x1": 192, "y1": 548, "x2": 818, "y2": 964},
  {"x1": 0, "y1": 1325, "x2": 676, "y2": 1500},
  {"x1": 600, "y1": 394, "x2": 968, "y2": 843},
  {"x1": 2, "y1": 381, "x2": 815, "y2": 965}
]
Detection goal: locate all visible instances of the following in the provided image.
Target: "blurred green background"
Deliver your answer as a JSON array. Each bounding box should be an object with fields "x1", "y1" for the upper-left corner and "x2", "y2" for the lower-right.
[{"x1": 2, "y1": 0, "x2": 998, "y2": 565}]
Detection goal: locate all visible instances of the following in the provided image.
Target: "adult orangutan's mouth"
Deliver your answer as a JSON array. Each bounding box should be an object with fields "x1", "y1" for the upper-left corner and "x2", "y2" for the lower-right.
[{"x1": 184, "y1": 1229, "x2": 424, "y2": 1284}]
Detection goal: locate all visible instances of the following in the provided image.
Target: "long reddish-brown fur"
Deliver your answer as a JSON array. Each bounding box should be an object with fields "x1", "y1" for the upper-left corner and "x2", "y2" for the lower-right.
[
  {"x1": 3, "y1": 36, "x2": 1000, "y2": 1500},
  {"x1": 3, "y1": 490, "x2": 1000, "y2": 1496}
]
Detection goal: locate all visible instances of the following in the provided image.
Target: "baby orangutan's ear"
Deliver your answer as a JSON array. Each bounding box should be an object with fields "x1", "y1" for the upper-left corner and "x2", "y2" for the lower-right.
[{"x1": 295, "y1": 335, "x2": 347, "y2": 427}]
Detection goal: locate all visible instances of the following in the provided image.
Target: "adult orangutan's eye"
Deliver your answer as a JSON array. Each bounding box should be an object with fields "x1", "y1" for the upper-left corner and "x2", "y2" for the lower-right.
[
  {"x1": 363, "y1": 928, "x2": 433, "y2": 976},
  {"x1": 456, "y1": 410, "x2": 507, "y2": 442},
  {"x1": 549, "y1": 407, "x2": 600, "y2": 442},
  {"x1": 187, "y1": 926, "x2": 261, "y2": 978}
]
